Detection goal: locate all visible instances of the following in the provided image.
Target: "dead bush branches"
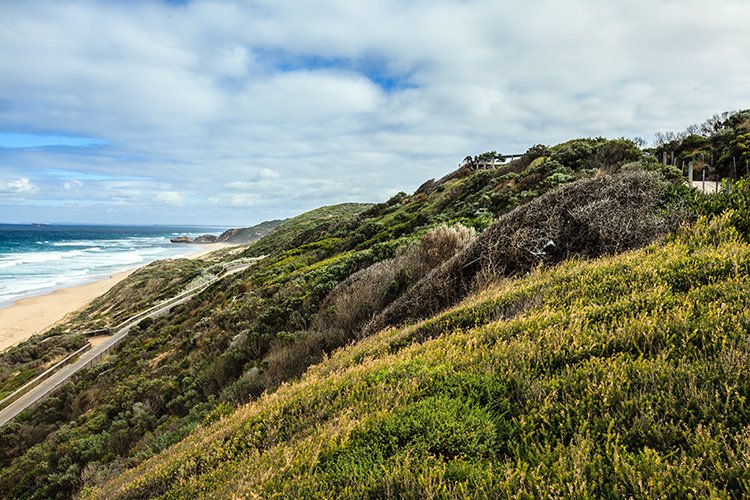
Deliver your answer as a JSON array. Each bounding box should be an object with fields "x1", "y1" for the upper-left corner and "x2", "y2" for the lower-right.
[
  {"x1": 313, "y1": 223, "x2": 476, "y2": 338},
  {"x1": 366, "y1": 171, "x2": 690, "y2": 333}
]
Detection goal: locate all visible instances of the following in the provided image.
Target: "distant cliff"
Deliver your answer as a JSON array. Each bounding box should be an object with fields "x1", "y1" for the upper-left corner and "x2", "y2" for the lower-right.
[{"x1": 171, "y1": 219, "x2": 285, "y2": 245}]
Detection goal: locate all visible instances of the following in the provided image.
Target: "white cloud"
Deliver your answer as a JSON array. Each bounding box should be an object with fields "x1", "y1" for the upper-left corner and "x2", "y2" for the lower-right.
[
  {"x1": 230, "y1": 193, "x2": 261, "y2": 207},
  {"x1": 0, "y1": 177, "x2": 39, "y2": 194},
  {"x1": 64, "y1": 179, "x2": 83, "y2": 191},
  {"x1": 225, "y1": 168, "x2": 281, "y2": 191},
  {"x1": 258, "y1": 168, "x2": 280, "y2": 180},
  {"x1": 0, "y1": 0, "x2": 748, "y2": 224},
  {"x1": 226, "y1": 181, "x2": 256, "y2": 191},
  {"x1": 155, "y1": 191, "x2": 185, "y2": 206}
]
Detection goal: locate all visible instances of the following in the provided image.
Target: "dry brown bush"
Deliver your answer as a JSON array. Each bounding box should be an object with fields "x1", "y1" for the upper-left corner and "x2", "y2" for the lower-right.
[
  {"x1": 313, "y1": 223, "x2": 476, "y2": 338},
  {"x1": 366, "y1": 171, "x2": 690, "y2": 334}
]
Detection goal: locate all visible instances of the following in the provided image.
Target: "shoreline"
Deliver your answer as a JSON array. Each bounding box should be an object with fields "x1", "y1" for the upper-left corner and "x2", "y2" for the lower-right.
[{"x1": 0, "y1": 243, "x2": 232, "y2": 353}]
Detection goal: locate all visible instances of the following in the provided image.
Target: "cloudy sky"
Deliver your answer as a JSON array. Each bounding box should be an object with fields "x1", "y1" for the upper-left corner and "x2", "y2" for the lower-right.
[{"x1": 0, "y1": 0, "x2": 748, "y2": 225}]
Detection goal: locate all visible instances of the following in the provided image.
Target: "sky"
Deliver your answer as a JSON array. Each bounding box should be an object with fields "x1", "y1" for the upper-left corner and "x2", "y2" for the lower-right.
[{"x1": 0, "y1": 0, "x2": 748, "y2": 226}]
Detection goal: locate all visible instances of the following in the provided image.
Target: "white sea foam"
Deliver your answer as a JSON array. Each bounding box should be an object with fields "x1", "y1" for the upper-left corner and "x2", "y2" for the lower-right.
[
  {"x1": 0, "y1": 233, "x2": 204, "y2": 308},
  {"x1": 52, "y1": 240, "x2": 100, "y2": 247}
]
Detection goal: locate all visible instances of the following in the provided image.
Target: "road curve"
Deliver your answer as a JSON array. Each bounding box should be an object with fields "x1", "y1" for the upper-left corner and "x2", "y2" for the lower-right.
[{"x1": 0, "y1": 261, "x2": 254, "y2": 428}]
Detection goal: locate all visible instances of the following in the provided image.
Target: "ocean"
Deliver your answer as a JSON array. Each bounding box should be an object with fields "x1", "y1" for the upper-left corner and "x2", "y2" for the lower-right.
[{"x1": 0, "y1": 224, "x2": 224, "y2": 308}]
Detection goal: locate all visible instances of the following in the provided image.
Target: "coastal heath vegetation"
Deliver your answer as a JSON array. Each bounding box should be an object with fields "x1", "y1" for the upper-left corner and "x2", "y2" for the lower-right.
[
  {"x1": 1, "y1": 110, "x2": 749, "y2": 498},
  {"x1": 251, "y1": 222, "x2": 478, "y2": 391},
  {"x1": 88, "y1": 210, "x2": 750, "y2": 498}
]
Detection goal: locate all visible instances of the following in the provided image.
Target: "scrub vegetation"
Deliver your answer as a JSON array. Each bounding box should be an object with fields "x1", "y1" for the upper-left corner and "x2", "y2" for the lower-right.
[
  {"x1": 87, "y1": 212, "x2": 750, "y2": 499},
  {"x1": 1, "y1": 109, "x2": 749, "y2": 499}
]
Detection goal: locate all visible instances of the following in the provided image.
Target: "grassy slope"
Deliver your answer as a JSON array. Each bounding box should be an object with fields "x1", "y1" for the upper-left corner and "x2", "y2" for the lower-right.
[
  {"x1": 91, "y1": 213, "x2": 750, "y2": 498},
  {"x1": 0, "y1": 202, "x2": 384, "y2": 498},
  {"x1": 240, "y1": 203, "x2": 374, "y2": 257},
  {"x1": 0, "y1": 137, "x2": 704, "y2": 498}
]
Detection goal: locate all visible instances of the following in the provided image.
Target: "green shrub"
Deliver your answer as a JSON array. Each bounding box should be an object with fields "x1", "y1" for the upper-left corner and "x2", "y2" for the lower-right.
[{"x1": 696, "y1": 178, "x2": 750, "y2": 236}]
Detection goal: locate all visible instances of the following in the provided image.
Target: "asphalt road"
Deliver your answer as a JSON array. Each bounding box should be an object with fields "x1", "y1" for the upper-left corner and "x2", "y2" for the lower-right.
[{"x1": 0, "y1": 261, "x2": 254, "y2": 428}]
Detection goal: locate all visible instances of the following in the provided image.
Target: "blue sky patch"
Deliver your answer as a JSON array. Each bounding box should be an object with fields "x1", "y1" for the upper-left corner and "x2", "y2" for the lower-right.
[
  {"x1": 260, "y1": 50, "x2": 417, "y2": 93},
  {"x1": 0, "y1": 133, "x2": 105, "y2": 149},
  {"x1": 42, "y1": 169, "x2": 116, "y2": 181}
]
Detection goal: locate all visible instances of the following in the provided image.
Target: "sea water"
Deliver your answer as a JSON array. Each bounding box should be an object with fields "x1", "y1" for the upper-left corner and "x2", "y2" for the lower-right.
[{"x1": 0, "y1": 224, "x2": 224, "y2": 307}]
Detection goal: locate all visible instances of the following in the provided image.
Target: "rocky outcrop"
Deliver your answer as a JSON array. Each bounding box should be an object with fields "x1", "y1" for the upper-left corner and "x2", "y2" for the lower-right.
[{"x1": 170, "y1": 235, "x2": 219, "y2": 244}]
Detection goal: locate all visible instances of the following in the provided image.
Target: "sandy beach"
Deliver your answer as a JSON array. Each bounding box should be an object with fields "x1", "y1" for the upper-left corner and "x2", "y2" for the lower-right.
[{"x1": 0, "y1": 243, "x2": 232, "y2": 353}]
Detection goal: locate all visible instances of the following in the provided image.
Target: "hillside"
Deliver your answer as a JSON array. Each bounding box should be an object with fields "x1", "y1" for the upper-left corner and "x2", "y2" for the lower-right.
[
  {"x1": 216, "y1": 219, "x2": 285, "y2": 244},
  {"x1": 1, "y1": 120, "x2": 746, "y2": 498},
  {"x1": 89, "y1": 207, "x2": 750, "y2": 498},
  {"x1": 170, "y1": 219, "x2": 285, "y2": 244}
]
